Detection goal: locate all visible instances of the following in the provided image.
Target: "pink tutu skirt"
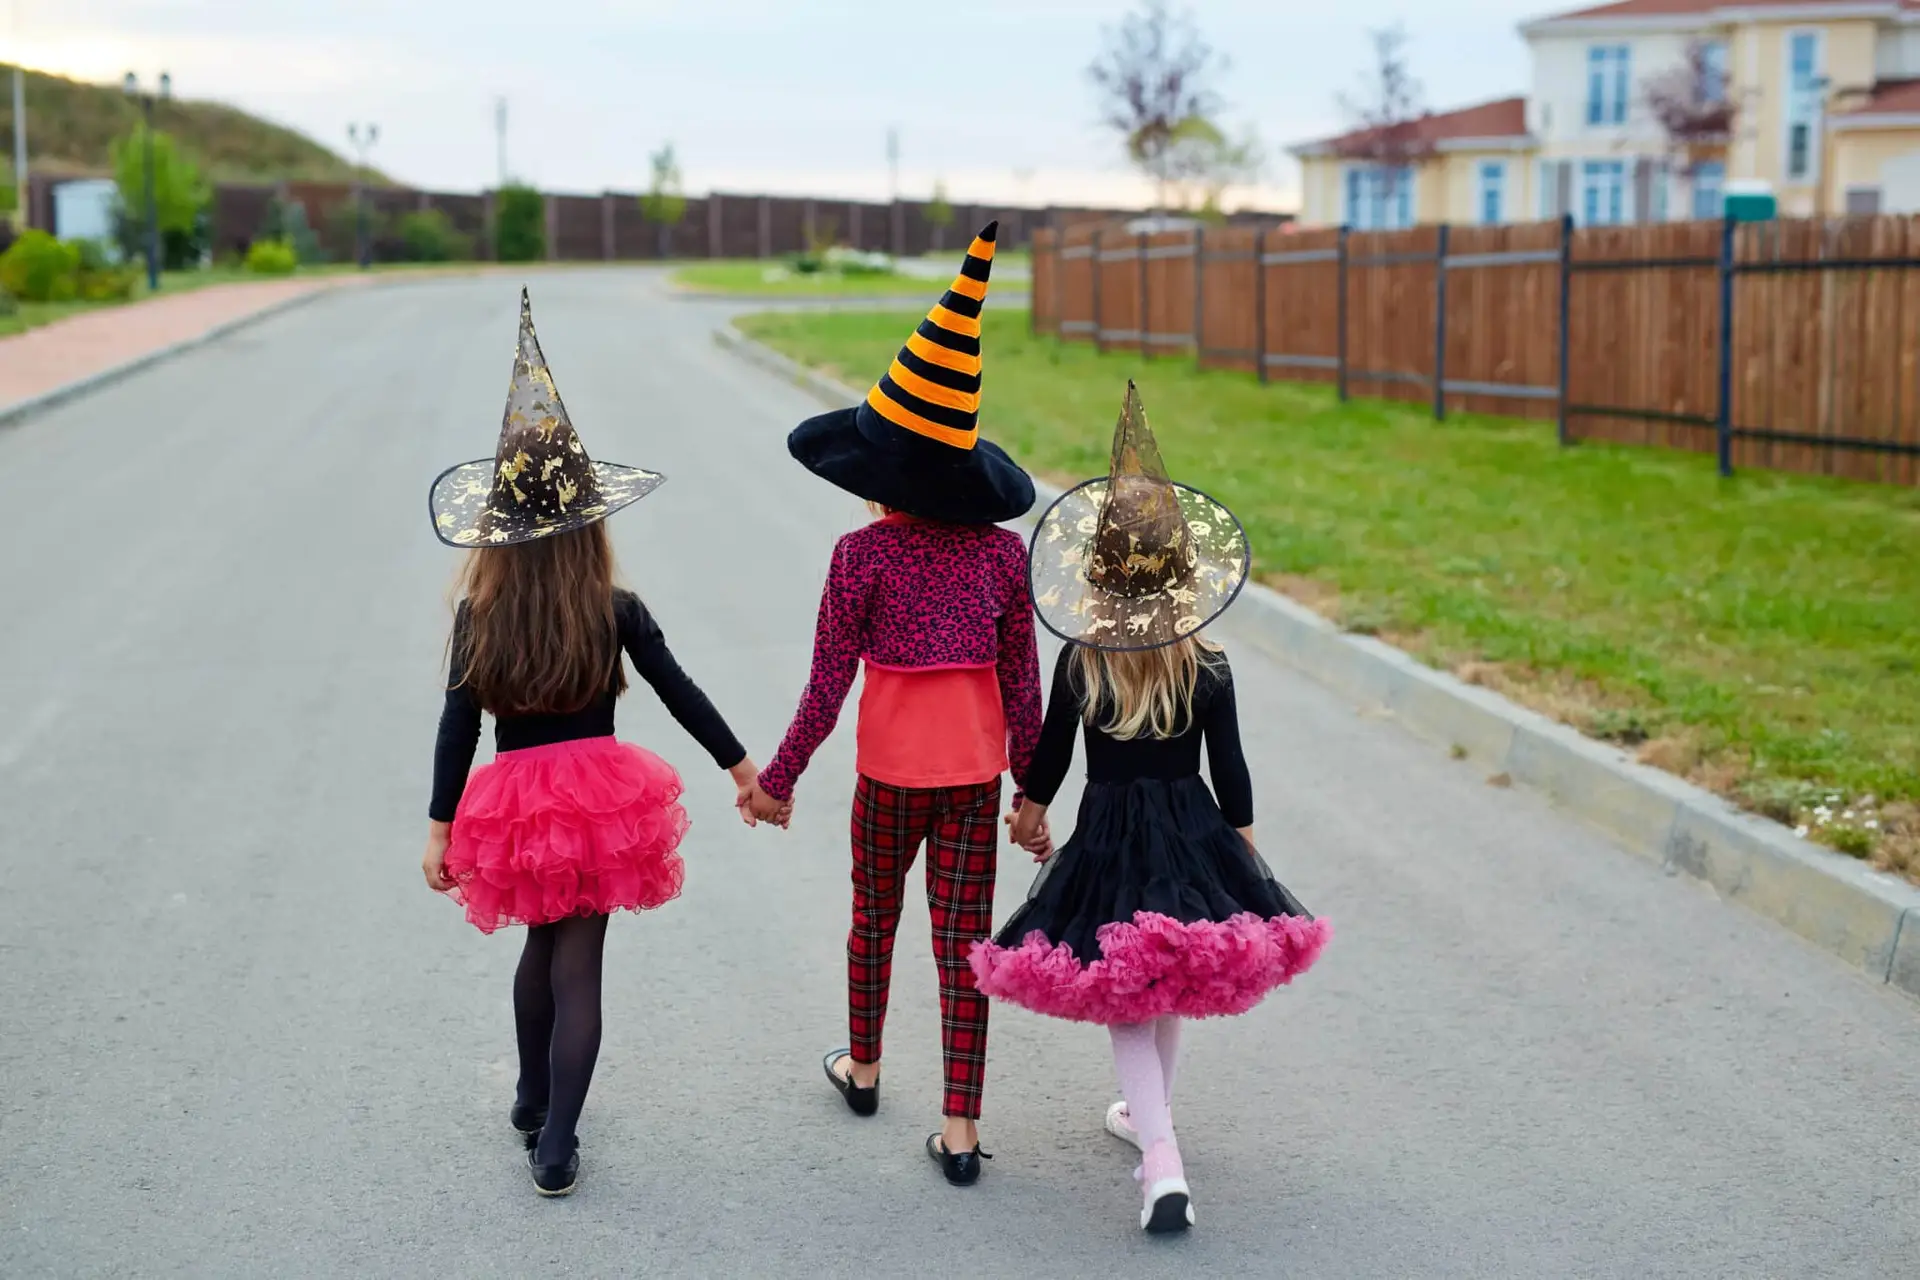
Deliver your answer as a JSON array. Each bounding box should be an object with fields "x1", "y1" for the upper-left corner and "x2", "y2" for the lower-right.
[{"x1": 444, "y1": 736, "x2": 688, "y2": 934}]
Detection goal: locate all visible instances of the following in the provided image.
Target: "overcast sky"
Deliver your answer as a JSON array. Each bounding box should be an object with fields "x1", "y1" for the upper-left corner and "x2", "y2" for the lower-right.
[{"x1": 16, "y1": 0, "x2": 1551, "y2": 208}]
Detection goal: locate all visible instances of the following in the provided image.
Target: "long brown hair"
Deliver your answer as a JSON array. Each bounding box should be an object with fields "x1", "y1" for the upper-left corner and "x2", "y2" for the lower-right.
[
  {"x1": 450, "y1": 522, "x2": 626, "y2": 715},
  {"x1": 1074, "y1": 634, "x2": 1222, "y2": 741}
]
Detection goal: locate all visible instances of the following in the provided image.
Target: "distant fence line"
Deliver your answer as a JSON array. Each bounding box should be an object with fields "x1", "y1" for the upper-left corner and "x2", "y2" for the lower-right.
[{"x1": 1030, "y1": 216, "x2": 1920, "y2": 487}]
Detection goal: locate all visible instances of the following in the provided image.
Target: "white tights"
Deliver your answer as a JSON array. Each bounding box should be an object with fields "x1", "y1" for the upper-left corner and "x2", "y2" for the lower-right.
[{"x1": 1107, "y1": 1016, "x2": 1183, "y2": 1150}]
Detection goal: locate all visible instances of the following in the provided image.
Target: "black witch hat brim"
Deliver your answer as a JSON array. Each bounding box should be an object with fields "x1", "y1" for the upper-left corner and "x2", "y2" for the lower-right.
[
  {"x1": 1028, "y1": 476, "x2": 1251, "y2": 651},
  {"x1": 789, "y1": 405, "x2": 1035, "y2": 525},
  {"x1": 429, "y1": 458, "x2": 665, "y2": 548}
]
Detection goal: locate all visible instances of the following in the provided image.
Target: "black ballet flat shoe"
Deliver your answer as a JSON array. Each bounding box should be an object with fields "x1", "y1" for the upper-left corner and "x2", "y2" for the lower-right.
[
  {"x1": 527, "y1": 1134, "x2": 580, "y2": 1198},
  {"x1": 823, "y1": 1048, "x2": 878, "y2": 1117},
  {"x1": 510, "y1": 1103, "x2": 548, "y2": 1148},
  {"x1": 926, "y1": 1133, "x2": 991, "y2": 1187}
]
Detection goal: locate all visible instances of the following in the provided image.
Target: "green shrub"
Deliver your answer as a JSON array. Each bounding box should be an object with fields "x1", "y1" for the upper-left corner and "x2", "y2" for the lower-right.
[
  {"x1": 76, "y1": 263, "x2": 138, "y2": 301},
  {"x1": 494, "y1": 184, "x2": 546, "y2": 263},
  {"x1": 246, "y1": 238, "x2": 298, "y2": 276},
  {"x1": 399, "y1": 209, "x2": 473, "y2": 262},
  {"x1": 0, "y1": 288, "x2": 17, "y2": 317},
  {"x1": 0, "y1": 229, "x2": 82, "y2": 302},
  {"x1": 789, "y1": 251, "x2": 826, "y2": 275}
]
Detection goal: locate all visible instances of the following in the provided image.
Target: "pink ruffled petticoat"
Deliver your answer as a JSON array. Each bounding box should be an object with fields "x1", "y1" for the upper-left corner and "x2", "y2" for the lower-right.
[
  {"x1": 968, "y1": 911, "x2": 1332, "y2": 1025},
  {"x1": 444, "y1": 736, "x2": 688, "y2": 934}
]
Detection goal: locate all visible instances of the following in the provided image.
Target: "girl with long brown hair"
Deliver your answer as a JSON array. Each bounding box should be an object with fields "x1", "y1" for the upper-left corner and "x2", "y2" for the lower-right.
[
  {"x1": 423, "y1": 293, "x2": 757, "y2": 1198},
  {"x1": 971, "y1": 384, "x2": 1331, "y2": 1233}
]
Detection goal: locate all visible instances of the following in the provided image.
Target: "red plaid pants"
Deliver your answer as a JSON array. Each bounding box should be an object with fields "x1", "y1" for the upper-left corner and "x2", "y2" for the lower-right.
[{"x1": 848, "y1": 774, "x2": 1001, "y2": 1120}]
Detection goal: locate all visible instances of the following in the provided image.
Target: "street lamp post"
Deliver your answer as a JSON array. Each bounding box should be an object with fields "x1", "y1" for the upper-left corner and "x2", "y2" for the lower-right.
[
  {"x1": 348, "y1": 122, "x2": 379, "y2": 269},
  {"x1": 122, "y1": 70, "x2": 171, "y2": 291}
]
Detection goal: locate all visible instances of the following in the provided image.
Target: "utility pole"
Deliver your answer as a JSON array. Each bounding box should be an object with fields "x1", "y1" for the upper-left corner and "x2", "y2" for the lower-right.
[
  {"x1": 122, "y1": 70, "x2": 170, "y2": 291},
  {"x1": 886, "y1": 127, "x2": 899, "y2": 202},
  {"x1": 10, "y1": 1, "x2": 25, "y2": 229},
  {"x1": 348, "y1": 121, "x2": 379, "y2": 269},
  {"x1": 495, "y1": 97, "x2": 508, "y2": 187}
]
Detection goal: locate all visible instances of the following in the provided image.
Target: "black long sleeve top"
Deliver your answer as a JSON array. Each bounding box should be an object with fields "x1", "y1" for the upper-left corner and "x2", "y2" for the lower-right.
[
  {"x1": 430, "y1": 590, "x2": 746, "y2": 822},
  {"x1": 1022, "y1": 645, "x2": 1254, "y2": 828}
]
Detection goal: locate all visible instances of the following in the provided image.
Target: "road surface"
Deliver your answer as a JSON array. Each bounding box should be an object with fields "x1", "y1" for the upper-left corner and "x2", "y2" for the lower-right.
[{"x1": 2, "y1": 270, "x2": 1915, "y2": 1278}]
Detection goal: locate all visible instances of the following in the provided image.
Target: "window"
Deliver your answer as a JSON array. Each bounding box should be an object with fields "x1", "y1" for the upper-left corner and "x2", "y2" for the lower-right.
[
  {"x1": 1478, "y1": 161, "x2": 1506, "y2": 224},
  {"x1": 1650, "y1": 163, "x2": 1670, "y2": 223},
  {"x1": 1581, "y1": 160, "x2": 1628, "y2": 225},
  {"x1": 1785, "y1": 31, "x2": 1823, "y2": 183},
  {"x1": 1343, "y1": 165, "x2": 1415, "y2": 230},
  {"x1": 1701, "y1": 39, "x2": 1730, "y2": 104},
  {"x1": 1587, "y1": 45, "x2": 1631, "y2": 126},
  {"x1": 1692, "y1": 161, "x2": 1725, "y2": 219}
]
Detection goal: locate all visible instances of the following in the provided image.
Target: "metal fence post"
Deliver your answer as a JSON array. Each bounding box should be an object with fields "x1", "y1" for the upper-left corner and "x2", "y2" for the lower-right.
[
  {"x1": 1191, "y1": 224, "x2": 1205, "y2": 370},
  {"x1": 1715, "y1": 212, "x2": 1736, "y2": 478},
  {"x1": 1336, "y1": 225, "x2": 1350, "y2": 402},
  {"x1": 1556, "y1": 213, "x2": 1573, "y2": 446},
  {"x1": 1432, "y1": 223, "x2": 1451, "y2": 421},
  {"x1": 1092, "y1": 228, "x2": 1106, "y2": 355},
  {"x1": 1139, "y1": 229, "x2": 1151, "y2": 359},
  {"x1": 1254, "y1": 227, "x2": 1269, "y2": 384}
]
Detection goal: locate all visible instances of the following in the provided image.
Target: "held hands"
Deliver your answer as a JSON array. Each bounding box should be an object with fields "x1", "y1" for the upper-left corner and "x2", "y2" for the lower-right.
[
  {"x1": 1005, "y1": 800, "x2": 1054, "y2": 862},
  {"x1": 731, "y1": 757, "x2": 793, "y2": 830},
  {"x1": 422, "y1": 821, "x2": 454, "y2": 892}
]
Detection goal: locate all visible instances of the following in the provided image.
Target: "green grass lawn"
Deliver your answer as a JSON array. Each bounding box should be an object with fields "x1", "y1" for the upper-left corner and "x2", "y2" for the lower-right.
[
  {"x1": 737, "y1": 308, "x2": 1920, "y2": 879},
  {"x1": 671, "y1": 261, "x2": 941, "y2": 297}
]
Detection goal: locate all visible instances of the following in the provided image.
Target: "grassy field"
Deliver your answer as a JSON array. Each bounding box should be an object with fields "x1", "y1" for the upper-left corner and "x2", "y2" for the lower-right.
[
  {"x1": 2, "y1": 63, "x2": 376, "y2": 183},
  {"x1": 672, "y1": 261, "x2": 941, "y2": 297},
  {"x1": 737, "y1": 308, "x2": 1920, "y2": 879}
]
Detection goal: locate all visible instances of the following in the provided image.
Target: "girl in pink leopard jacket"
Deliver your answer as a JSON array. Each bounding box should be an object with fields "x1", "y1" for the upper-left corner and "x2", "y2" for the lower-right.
[{"x1": 745, "y1": 223, "x2": 1039, "y2": 1187}]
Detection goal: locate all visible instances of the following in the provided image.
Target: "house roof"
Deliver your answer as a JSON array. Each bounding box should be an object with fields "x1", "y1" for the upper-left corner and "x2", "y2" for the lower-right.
[
  {"x1": 1829, "y1": 77, "x2": 1920, "y2": 126},
  {"x1": 1290, "y1": 97, "x2": 1530, "y2": 158},
  {"x1": 1529, "y1": 0, "x2": 1919, "y2": 24}
]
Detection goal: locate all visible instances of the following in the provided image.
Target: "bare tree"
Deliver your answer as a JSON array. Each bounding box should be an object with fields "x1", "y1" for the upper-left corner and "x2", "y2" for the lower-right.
[
  {"x1": 1334, "y1": 25, "x2": 1433, "y2": 224},
  {"x1": 1642, "y1": 39, "x2": 1738, "y2": 178},
  {"x1": 1088, "y1": 0, "x2": 1226, "y2": 215},
  {"x1": 1162, "y1": 117, "x2": 1265, "y2": 219}
]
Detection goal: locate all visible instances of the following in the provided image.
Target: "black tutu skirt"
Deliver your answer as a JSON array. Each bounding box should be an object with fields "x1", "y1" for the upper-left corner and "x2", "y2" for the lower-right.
[{"x1": 969, "y1": 776, "x2": 1330, "y2": 1024}]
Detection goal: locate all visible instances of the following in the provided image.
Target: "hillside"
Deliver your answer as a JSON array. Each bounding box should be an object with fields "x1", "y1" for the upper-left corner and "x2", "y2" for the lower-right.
[{"x1": 0, "y1": 64, "x2": 388, "y2": 184}]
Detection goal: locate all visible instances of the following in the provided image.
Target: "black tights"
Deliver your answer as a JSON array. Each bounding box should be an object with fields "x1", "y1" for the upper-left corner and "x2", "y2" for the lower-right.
[{"x1": 513, "y1": 913, "x2": 609, "y2": 1165}]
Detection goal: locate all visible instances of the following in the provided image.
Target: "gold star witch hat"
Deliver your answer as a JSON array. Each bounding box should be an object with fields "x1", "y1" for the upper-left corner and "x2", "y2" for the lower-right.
[
  {"x1": 429, "y1": 289, "x2": 664, "y2": 548},
  {"x1": 1029, "y1": 381, "x2": 1250, "y2": 651}
]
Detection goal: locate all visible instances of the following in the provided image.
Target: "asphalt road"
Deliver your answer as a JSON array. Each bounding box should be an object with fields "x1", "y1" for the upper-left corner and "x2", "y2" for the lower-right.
[{"x1": 2, "y1": 270, "x2": 1916, "y2": 1279}]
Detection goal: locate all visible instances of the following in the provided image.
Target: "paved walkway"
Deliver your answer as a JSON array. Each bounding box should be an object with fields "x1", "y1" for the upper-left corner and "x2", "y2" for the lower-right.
[
  {"x1": 0, "y1": 278, "x2": 361, "y2": 409},
  {"x1": 1, "y1": 269, "x2": 1915, "y2": 1278}
]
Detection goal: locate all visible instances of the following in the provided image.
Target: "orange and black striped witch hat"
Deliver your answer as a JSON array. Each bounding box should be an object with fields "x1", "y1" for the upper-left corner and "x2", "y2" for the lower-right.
[{"x1": 787, "y1": 221, "x2": 1034, "y2": 524}]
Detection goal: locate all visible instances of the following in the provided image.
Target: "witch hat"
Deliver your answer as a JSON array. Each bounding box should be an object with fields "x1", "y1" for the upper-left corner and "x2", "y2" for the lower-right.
[
  {"x1": 429, "y1": 289, "x2": 663, "y2": 547},
  {"x1": 1029, "y1": 381, "x2": 1250, "y2": 651},
  {"x1": 785, "y1": 221, "x2": 1035, "y2": 524}
]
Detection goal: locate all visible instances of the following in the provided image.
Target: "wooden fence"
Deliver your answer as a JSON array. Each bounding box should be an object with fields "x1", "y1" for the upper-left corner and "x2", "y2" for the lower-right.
[{"x1": 1031, "y1": 216, "x2": 1920, "y2": 486}]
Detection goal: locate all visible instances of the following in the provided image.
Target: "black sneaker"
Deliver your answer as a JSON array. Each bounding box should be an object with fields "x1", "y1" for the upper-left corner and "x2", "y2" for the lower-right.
[
  {"x1": 527, "y1": 1134, "x2": 580, "y2": 1197},
  {"x1": 510, "y1": 1103, "x2": 548, "y2": 1149}
]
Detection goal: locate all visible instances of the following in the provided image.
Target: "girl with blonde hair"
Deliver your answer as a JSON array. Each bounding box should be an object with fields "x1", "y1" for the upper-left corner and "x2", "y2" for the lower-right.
[{"x1": 971, "y1": 382, "x2": 1331, "y2": 1234}]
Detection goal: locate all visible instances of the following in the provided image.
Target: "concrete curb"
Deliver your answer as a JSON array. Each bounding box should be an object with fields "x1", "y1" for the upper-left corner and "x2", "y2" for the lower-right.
[
  {"x1": 0, "y1": 282, "x2": 349, "y2": 432},
  {"x1": 714, "y1": 320, "x2": 1920, "y2": 1002}
]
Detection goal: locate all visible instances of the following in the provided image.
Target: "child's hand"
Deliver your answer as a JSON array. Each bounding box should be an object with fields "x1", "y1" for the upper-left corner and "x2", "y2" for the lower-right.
[
  {"x1": 422, "y1": 822, "x2": 454, "y2": 892},
  {"x1": 740, "y1": 781, "x2": 792, "y2": 829},
  {"x1": 1006, "y1": 803, "x2": 1053, "y2": 861}
]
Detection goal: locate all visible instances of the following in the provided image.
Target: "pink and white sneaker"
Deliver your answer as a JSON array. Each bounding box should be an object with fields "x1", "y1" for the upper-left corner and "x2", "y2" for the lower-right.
[
  {"x1": 1137, "y1": 1139, "x2": 1194, "y2": 1234},
  {"x1": 1104, "y1": 1100, "x2": 1178, "y2": 1151},
  {"x1": 1104, "y1": 1101, "x2": 1142, "y2": 1150}
]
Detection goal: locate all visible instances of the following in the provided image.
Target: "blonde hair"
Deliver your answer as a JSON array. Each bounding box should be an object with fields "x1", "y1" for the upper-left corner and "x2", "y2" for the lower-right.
[{"x1": 1073, "y1": 635, "x2": 1221, "y2": 741}]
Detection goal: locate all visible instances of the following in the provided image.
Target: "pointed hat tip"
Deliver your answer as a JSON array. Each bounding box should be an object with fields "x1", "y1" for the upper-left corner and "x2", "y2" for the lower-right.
[{"x1": 979, "y1": 220, "x2": 999, "y2": 242}]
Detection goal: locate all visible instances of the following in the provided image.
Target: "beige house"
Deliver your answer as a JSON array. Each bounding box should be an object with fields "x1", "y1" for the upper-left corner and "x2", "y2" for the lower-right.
[
  {"x1": 1292, "y1": 0, "x2": 1920, "y2": 225},
  {"x1": 1292, "y1": 98, "x2": 1535, "y2": 229}
]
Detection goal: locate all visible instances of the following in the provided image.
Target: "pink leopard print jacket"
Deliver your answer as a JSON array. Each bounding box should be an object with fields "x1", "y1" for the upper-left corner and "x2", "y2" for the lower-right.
[{"x1": 758, "y1": 514, "x2": 1042, "y2": 802}]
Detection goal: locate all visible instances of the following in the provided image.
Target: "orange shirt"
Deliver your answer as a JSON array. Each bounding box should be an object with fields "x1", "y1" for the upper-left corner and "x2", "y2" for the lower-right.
[{"x1": 856, "y1": 663, "x2": 1008, "y2": 790}]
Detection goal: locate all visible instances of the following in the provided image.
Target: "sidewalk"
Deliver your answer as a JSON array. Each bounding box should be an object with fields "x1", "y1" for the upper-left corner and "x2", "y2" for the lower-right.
[{"x1": 0, "y1": 278, "x2": 364, "y2": 411}]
